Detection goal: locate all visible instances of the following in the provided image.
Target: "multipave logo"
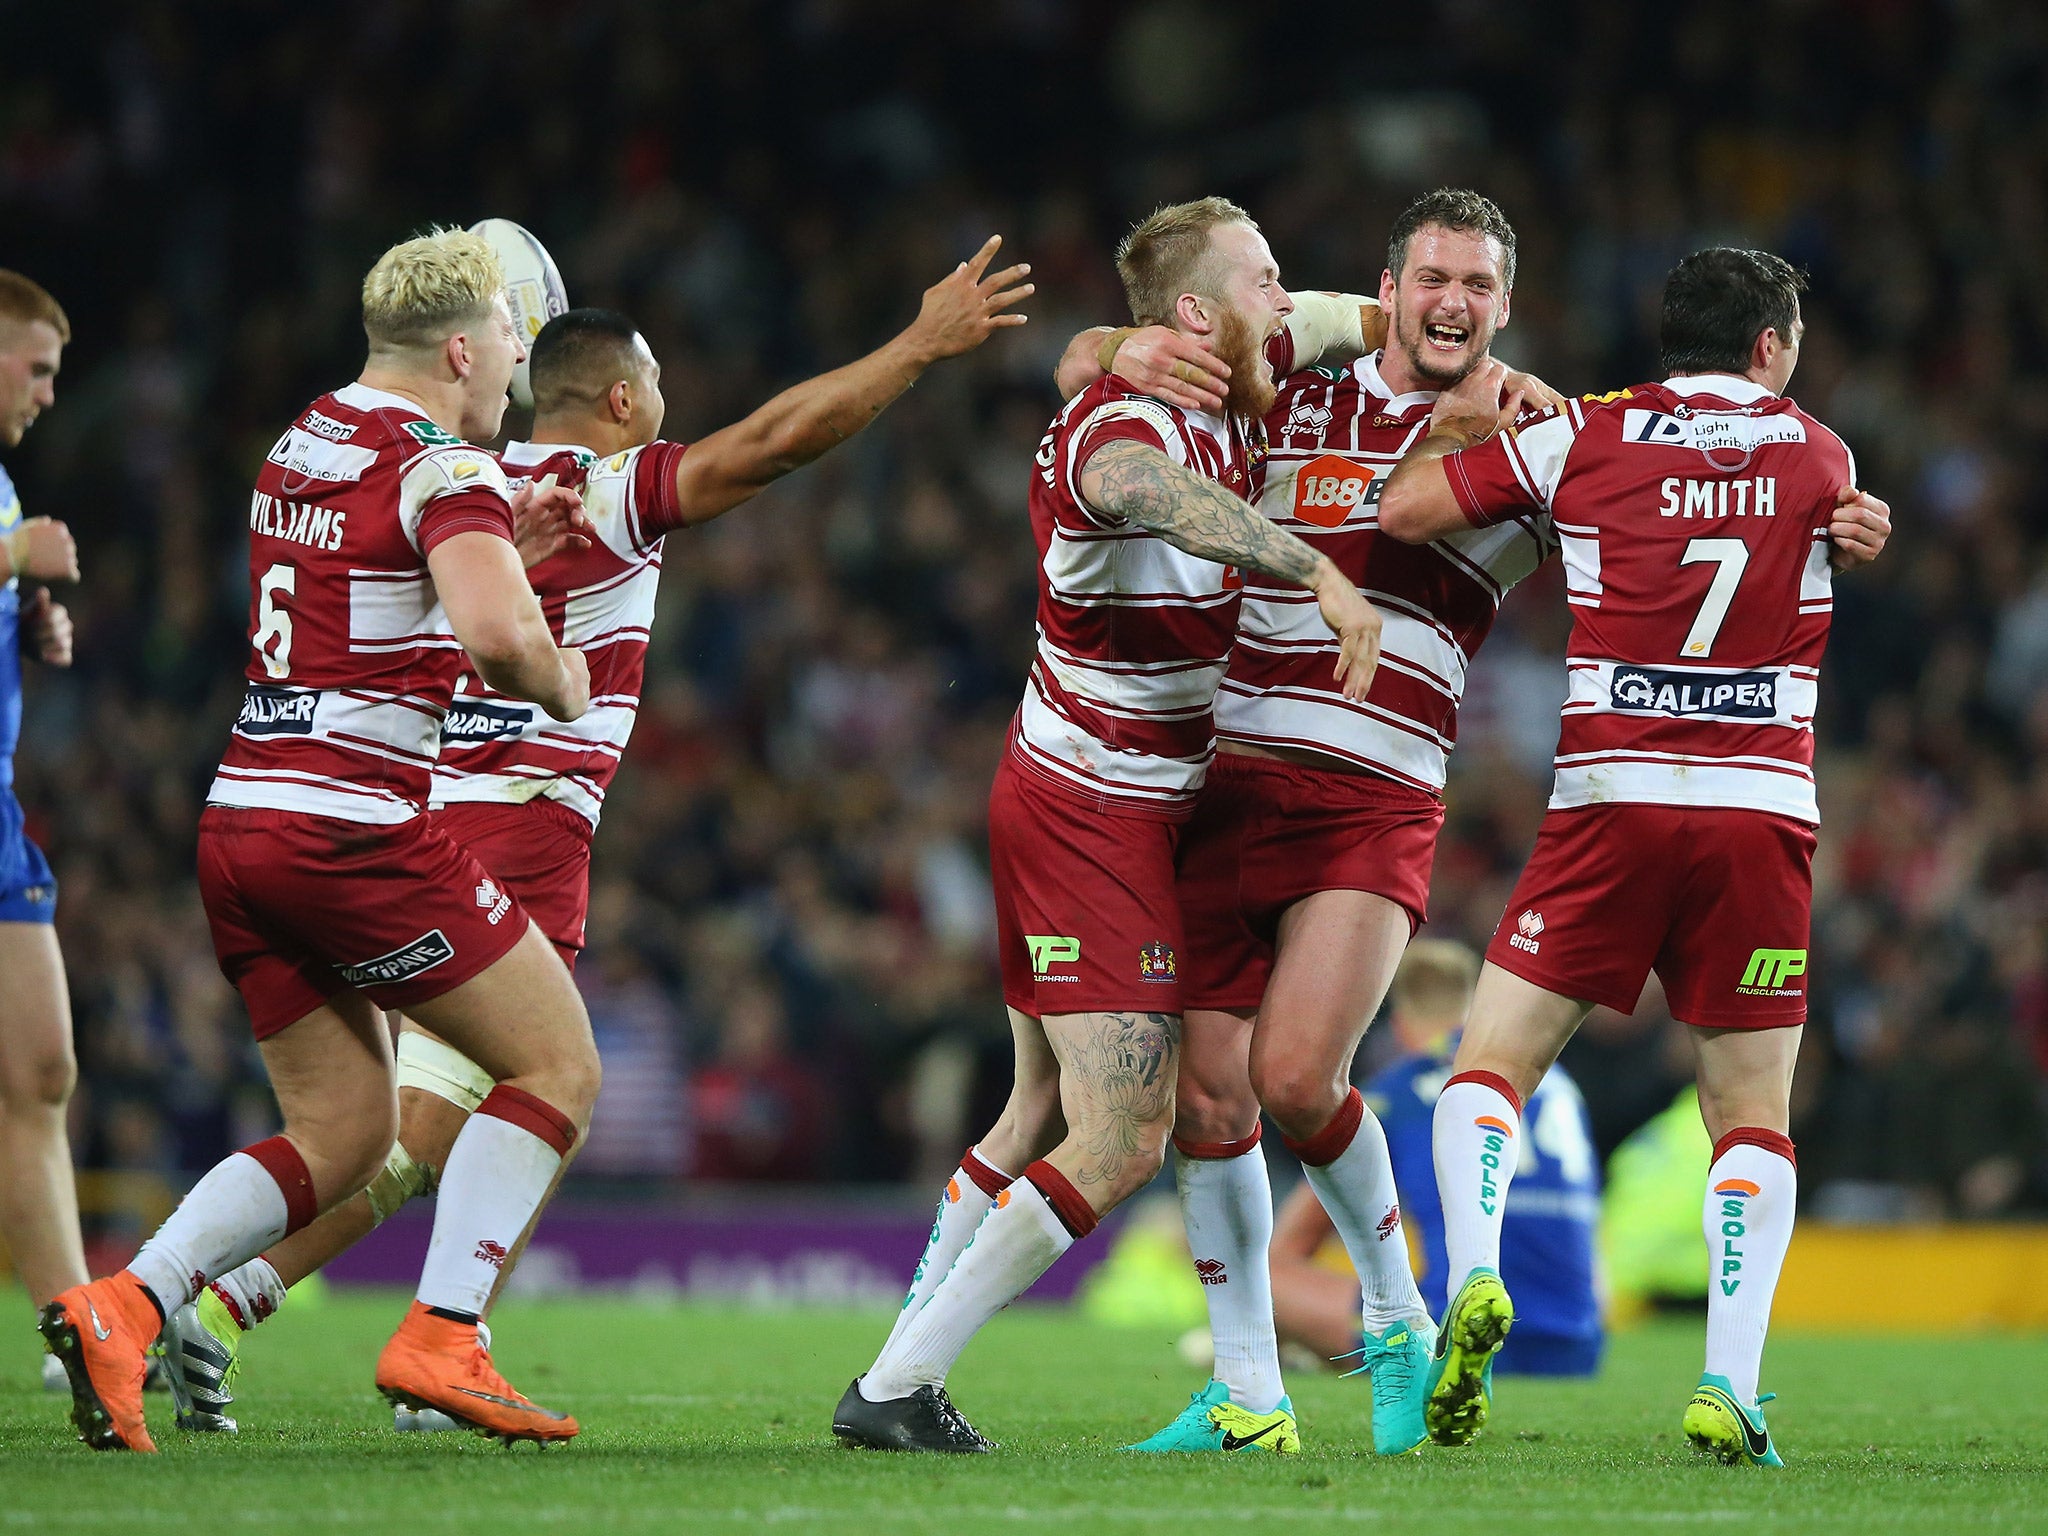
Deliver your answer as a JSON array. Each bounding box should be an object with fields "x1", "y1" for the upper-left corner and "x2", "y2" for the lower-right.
[
  {"x1": 1738, "y1": 947, "x2": 1807, "y2": 998},
  {"x1": 1713, "y1": 1178, "x2": 1760, "y2": 1294},
  {"x1": 1194, "y1": 1257, "x2": 1229, "y2": 1287},
  {"x1": 1475, "y1": 1115, "x2": 1514, "y2": 1216},
  {"x1": 1612, "y1": 666, "x2": 1777, "y2": 719},
  {"x1": 475, "y1": 878, "x2": 512, "y2": 926},
  {"x1": 1026, "y1": 934, "x2": 1080, "y2": 983},
  {"x1": 1509, "y1": 909, "x2": 1543, "y2": 955},
  {"x1": 442, "y1": 699, "x2": 534, "y2": 743},
  {"x1": 336, "y1": 929, "x2": 456, "y2": 987},
  {"x1": 237, "y1": 685, "x2": 317, "y2": 736}
]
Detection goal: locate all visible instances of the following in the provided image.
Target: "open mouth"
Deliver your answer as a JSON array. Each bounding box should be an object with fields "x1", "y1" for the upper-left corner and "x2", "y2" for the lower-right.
[{"x1": 1424, "y1": 321, "x2": 1470, "y2": 352}]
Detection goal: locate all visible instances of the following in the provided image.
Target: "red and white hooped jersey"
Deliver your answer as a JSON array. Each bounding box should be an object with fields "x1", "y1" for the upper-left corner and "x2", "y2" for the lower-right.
[
  {"x1": 429, "y1": 438, "x2": 690, "y2": 829},
  {"x1": 1222, "y1": 353, "x2": 1556, "y2": 793},
  {"x1": 1014, "y1": 376, "x2": 1257, "y2": 817},
  {"x1": 1446, "y1": 375, "x2": 1854, "y2": 825},
  {"x1": 207, "y1": 383, "x2": 517, "y2": 825}
]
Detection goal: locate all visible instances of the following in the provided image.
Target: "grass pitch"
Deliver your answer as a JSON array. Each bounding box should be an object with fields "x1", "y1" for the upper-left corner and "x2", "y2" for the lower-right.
[{"x1": 2, "y1": 1291, "x2": 2042, "y2": 1533}]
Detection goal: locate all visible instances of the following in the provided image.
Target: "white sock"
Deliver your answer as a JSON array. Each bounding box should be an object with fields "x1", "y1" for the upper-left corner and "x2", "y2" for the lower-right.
[
  {"x1": 880, "y1": 1147, "x2": 1011, "y2": 1357},
  {"x1": 208, "y1": 1257, "x2": 289, "y2": 1330},
  {"x1": 129, "y1": 1139, "x2": 313, "y2": 1314},
  {"x1": 1432, "y1": 1074, "x2": 1522, "y2": 1297},
  {"x1": 1702, "y1": 1133, "x2": 1798, "y2": 1403},
  {"x1": 1176, "y1": 1141, "x2": 1283, "y2": 1412},
  {"x1": 415, "y1": 1088, "x2": 573, "y2": 1318},
  {"x1": 862, "y1": 1173, "x2": 1081, "y2": 1400},
  {"x1": 1297, "y1": 1093, "x2": 1430, "y2": 1334}
]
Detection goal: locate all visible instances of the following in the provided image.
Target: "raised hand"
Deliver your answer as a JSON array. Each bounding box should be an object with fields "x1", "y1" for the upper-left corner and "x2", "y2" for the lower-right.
[
  {"x1": 2, "y1": 516, "x2": 79, "y2": 583},
  {"x1": 1828, "y1": 485, "x2": 1891, "y2": 570},
  {"x1": 21, "y1": 587, "x2": 71, "y2": 667},
  {"x1": 1499, "y1": 368, "x2": 1568, "y2": 427},
  {"x1": 1111, "y1": 325, "x2": 1231, "y2": 413},
  {"x1": 905, "y1": 236, "x2": 1034, "y2": 362},
  {"x1": 1429, "y1": 357, "x2": 1508, "y2": 447},
  {"x1": 510, "y1": 475, "x2": 593, "y2": 569}
]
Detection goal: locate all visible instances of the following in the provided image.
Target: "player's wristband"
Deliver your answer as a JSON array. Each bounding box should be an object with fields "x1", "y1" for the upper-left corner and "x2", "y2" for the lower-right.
[
  {"x1": 1427, "y1": 424, "x2": 1482, "y2": 452},
  {"x1": 0, "y1": 527, "x2": 25, "y2": 582},
  {"x1": 1096, "y1": 327, "x2": 1138, "y2": 376}
]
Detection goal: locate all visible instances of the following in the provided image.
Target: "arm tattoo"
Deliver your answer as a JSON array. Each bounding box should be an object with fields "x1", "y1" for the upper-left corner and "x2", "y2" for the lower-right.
[
  {"x1": 1082, "y1": 439, "x2": 1323, "y2": 587},
  {"x1": 1056, "y1": 1011, "x2": 1180, "y2": 1191}
]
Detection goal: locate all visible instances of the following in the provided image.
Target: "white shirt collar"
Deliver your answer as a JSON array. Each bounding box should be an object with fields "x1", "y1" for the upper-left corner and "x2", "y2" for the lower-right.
[
  {"x1": 333, "y1": 380, "x2": 432, "y2": 416},
  {"x1": 1355, "y1": 351, "x2": 1439, "y2": 413},
  {"x1": 1663, "y1": 374, "x2": 1776, "y2": 404}
]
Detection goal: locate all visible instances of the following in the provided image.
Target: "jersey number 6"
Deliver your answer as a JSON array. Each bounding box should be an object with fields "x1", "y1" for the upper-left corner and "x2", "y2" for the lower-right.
[{"x1": 255, "y1": 562, "x2": 296, "y2": 679}]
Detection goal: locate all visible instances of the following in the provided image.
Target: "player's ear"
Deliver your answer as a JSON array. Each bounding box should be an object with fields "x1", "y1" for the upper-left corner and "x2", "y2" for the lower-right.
[
  {"x1": 445, "y1": 331, "x2": 472, "y2": 382},
  {"x1": 609, "y1": 379, "x2": 632, "y2": 423},
  {"x1": 1176, "y1": 291, "x2": 1215, "y2": 336},
  {"x1": 1496, "y1": 287, "x2": 1511, "y2": 330},
  {"x1": 1378, "y1": 267, "x2": 1397, "y2": 310}
]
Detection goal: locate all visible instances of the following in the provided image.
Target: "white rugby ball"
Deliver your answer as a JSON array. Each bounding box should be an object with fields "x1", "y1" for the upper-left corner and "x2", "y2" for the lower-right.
[{"x1": 469, "y1": 218, "x2": 568, "y2": 409}]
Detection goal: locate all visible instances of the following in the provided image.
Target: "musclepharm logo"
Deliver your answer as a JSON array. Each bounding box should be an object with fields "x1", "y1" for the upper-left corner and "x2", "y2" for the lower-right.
[
  {"x1": 1714, "y1": 1178, "x2": 1760, "y2": 1294},
  {"x1": 1509, "y1": 909, "x2": 1543, "y2": 955},
  {"x1": 1026, "y1": 935, "x2": 1080, "y2": 982},
  {"x1": 1739, "y1": 948, "x2": 1807, "y2": 996},
  {"x1": 1476, "y1": 1115, "x2": 1514, "y2": 1215}
]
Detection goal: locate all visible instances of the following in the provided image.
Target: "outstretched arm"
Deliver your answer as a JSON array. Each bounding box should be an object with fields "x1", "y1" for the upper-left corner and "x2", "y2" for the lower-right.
[
  {"x1": 1078, "y1": 437, "x2": 1381, "y2": 699},
  {"x1": 669, "y1": 236, "x2": 1032, "y2": 525}
]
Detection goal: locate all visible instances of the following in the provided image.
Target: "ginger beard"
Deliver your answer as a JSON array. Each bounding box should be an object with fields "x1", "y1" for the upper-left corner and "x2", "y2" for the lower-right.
[{"x1": 1211, "y1": 302, "x2": 1278, "y2": 426}]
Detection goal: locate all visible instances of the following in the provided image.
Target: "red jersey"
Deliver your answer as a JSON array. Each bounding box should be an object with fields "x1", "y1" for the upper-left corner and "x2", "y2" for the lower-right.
[
  {"x1": 1224, "y1": 353, "x2": 1555, "y2": 792},
  {"x1": 1014, "y1": 378, "x2": 1257, "y2": 816},
  {"x1": 1445, "y1": 375, "x2": 1854, "y2": 825},
  {"x1": 207, "y1": 383, "x2": 517, "y2": 824},
  {"x1": 430, "y1": 438, "x2": 690, "y2": 828}
]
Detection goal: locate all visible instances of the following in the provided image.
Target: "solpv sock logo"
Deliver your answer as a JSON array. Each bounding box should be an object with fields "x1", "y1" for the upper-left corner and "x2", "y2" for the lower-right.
[
  {"x1": 1713, "y1": 1179, "x2": 1759, "y2": 1294},
  {"x1": 1475, "y1": 1116, "x2": 1514, "y2": 1215},
  {"x1": 1026, "y1": 935, "x2": 1080, "y2": 983},
  {"x1": 1738, "y1": 948, "x2": 1806, "y2": 998}
]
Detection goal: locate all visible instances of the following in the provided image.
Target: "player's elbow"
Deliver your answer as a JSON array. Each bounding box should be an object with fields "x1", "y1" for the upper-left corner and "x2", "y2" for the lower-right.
[
  {"x1": 456, "y1": 616, "x2": 542, "y2": 683},
  {"x1": 1374, "y1": 480, "x2": 1434, "y2": 543}
]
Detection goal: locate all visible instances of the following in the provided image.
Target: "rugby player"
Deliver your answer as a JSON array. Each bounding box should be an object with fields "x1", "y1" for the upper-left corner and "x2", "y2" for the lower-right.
[
  {"x1": 833, "y1": 197, "x2": 1383, "y2": 1454},
  {"x1": 1051, "y1": 190, "x2": 1567, "y2": 1456},
  {"x1": 1377, "y1": 247, "x2": 1891, "y2": 1464},
  {"x1": 39, "y1": 228, "x2": 600, "y2": 1452},
  {"x1": 161, "y1": 241, "x2": 1035, "y2": 1433},
  {"x1": 0, "y1": 272, "x2": 86, "y2": 1388}
]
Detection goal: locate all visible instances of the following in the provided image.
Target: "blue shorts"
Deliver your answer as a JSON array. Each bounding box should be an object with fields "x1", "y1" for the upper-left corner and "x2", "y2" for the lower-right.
[{"x1": 0, "y1": 832, "x2": 57, "y2": 924}]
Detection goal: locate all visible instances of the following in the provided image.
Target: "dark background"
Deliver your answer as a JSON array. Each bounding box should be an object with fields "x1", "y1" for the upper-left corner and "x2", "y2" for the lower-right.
[{"x1": 4, "y1": 0, "x2": 2045, "y2": 1219}]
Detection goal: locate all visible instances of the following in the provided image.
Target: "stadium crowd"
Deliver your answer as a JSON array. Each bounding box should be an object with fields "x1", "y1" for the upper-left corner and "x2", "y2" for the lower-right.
[{"x1": 3, "y1": 0, "x2": 2045, "y2": 1220}]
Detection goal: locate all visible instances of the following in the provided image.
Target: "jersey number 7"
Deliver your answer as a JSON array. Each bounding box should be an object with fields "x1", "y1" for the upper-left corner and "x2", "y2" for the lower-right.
[{"x1": 1678, "y1": 538, "x2": 1748, "y2": 659}]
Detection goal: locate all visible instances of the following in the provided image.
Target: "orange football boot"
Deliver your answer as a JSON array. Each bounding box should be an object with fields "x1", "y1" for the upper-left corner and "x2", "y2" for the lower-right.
[
  {"x1": 375, "y1": 1301, "x2": 578, "y2": 1446},
  {"x1": 38, "y1": 1272, "x2": 162, "y2": 1452}
]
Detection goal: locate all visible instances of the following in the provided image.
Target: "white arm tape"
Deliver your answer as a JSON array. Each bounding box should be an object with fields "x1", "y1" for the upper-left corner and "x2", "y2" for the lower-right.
[{"x1": 1284, "y1": 291, "x2": 1374, "y2": 370}]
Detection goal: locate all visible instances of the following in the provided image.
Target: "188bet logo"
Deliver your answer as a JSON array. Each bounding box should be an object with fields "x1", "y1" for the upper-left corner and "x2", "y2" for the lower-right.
[{"x1": 1290, "y1": 454, "x2": 1376, "y2": 529}]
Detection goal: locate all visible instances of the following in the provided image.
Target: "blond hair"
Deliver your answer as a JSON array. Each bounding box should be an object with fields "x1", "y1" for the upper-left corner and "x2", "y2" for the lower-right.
[
  {"x1": 361, "y1": 227, "x2": 504, "y2": 350},
  {"x1": 1114, "y1": 196, "x2": 1257, "y2": 327},
  {"x1": 0, "y1": 270, "x2": 71, "y2": 344},
  {"x1": 1390, "y1": 939, "x2": 1479, "y2": 1024}
]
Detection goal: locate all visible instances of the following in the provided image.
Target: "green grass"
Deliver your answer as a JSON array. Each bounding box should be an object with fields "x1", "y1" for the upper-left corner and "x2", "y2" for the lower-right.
[{"x1": 2, "y1": 1291, "x2": 2042, "y2": 1534}]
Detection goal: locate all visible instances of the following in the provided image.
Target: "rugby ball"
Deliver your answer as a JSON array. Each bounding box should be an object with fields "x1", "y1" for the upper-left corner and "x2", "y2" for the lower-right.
[{"x1": 469, "y1": 218, "x2": 568, "y2": 409}]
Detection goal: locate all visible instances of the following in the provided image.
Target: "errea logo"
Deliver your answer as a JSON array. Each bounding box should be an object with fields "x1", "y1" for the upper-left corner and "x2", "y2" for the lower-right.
[{"x1": 1509, "y1": 910, "x2": 1543, "y2": 954}]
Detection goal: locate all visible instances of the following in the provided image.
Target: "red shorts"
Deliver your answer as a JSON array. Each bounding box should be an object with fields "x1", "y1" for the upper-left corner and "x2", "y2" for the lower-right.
[
  {"x1": 430, "y1": 799, "x2": 594, "y2": 967},
  {"x1": 198, "y1": 806, "x2": 531, "y2": 1039},
  {"x1": 1176, "y1": 752, "x2": 1444, "y2": 1010},
  {"x1": 1485, "y1": 803, "x2": 1816, "y2": 1029},
  {"x1": 988, "y1": 756, "x2": 1187, "y2": 1017}
]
